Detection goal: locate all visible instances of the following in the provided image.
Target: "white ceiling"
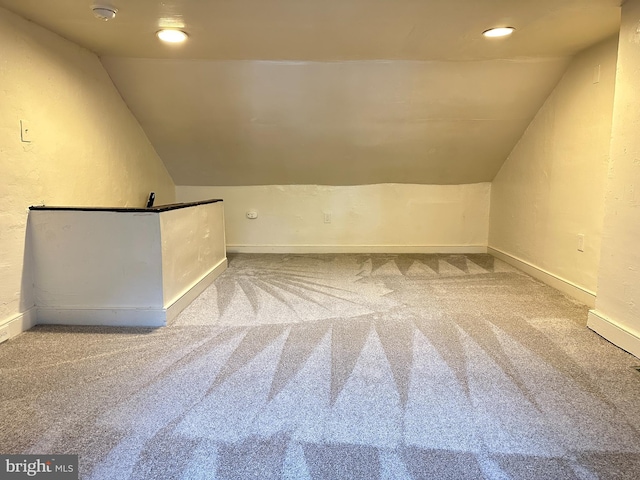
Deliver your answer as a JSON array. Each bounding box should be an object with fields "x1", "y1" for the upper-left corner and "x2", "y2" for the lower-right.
[{"x1": 0, "y1": 0, "x2": 622, "y2": 185}]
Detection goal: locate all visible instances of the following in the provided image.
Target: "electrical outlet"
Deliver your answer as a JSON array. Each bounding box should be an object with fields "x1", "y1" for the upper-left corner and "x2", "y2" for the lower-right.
[
  {"x1": 20, "y1": 120, "x2": 32, "y2": 142},
  {"x1": 246, "y1": 211, "x2": 258, "y2": 219},
  {"x1": 324, "y1": 211, "x2": 332, "y2": 224},
  {"x1": 592, "y1": 64, "x2": 601, "y2": 84},
  {"x1": 577, "y1": 234, "x2": 585, "y2": 252}
]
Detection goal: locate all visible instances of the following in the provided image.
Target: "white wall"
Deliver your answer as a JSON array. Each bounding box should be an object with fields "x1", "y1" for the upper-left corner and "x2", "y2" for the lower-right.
[
  {"x1": 30, "y1": 210, "x2": 163, "y2": 312},
  {"x1": 161, "y1": 202, "x2": 227, "y2": 307},
  {"x1": 177, "y1": 184, "x2": 490, "y2": 253},
  {"x1": 588, "y1": 0, "x2": 640, "y2": 358},
  {"x1": 0, "y1": 7, "x2": 175, "y2": 332},
  {"x1": 488, "y1": 36, "x2": 619, "y2": 302},
  {"x1": 27, "y1": 204, "x2": 226, "y2": 327}
]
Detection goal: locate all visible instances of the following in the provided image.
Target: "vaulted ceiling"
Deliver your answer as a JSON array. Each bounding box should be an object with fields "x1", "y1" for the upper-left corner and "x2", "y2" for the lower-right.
[{"x1": 0, "y1": 0, "x2": 621, "y2": 185}]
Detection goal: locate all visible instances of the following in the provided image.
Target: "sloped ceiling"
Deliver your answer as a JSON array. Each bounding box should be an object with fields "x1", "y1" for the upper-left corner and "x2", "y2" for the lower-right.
[{"x1": 0, "y1": 0, "x2": 621, "y2": 185}]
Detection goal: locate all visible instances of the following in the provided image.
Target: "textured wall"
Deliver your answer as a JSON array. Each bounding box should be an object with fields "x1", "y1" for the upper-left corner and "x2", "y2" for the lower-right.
[
  {"x1": 177, "y1": 184, "x2": 490, "y2": 252},
  {"x1": 0, "y1": 7, "x2": 175, "y2": 325},
  {"x1": 590, "y1": 0, "x2": 640, "y2": 349},
  {"x1": 488, "y1": 36, "x2": 618, "y2": 294}
]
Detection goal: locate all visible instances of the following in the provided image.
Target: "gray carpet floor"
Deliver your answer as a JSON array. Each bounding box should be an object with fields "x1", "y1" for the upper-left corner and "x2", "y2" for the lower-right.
[{"x1": 2, "y1": 253, "x2": 640, "y2": 479}]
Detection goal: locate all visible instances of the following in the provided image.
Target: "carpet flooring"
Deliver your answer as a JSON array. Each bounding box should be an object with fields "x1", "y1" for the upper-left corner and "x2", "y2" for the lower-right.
[{"x1": 1, "y1": 253, "x2": 640, "y2": 479}]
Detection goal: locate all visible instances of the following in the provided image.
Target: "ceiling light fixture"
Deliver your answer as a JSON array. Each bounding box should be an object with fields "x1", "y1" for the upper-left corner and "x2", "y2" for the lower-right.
[
  {"x1": 91, "y1": 4, "x2": 118, "y2": 21},
  {"x1": 482, "y1": 27, "x2": 515, "y2": 38},
  {"x1": 156, "y1": 29, "x2": 189, "y2": 43}
]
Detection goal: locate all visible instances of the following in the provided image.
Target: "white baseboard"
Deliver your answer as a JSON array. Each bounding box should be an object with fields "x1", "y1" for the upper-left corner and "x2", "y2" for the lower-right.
[
  {"x1": 488, "y1": 247, "x2": 596, "y2": 307},
  {"x1": 588, "y1": 310, "x2": 640, "y2": 359},
  {"x1": 0, "y1": 308, "x2": 38, "y2": 343},
  {"x1": 165, "y1": 257, "x2": 228, "y2": 323},
  {"x1": 37, "y1": 307, "x2": 167, "y2": 328},
  {"x1": 227, "y1": 244, "x2": 488, "y2": 254}
]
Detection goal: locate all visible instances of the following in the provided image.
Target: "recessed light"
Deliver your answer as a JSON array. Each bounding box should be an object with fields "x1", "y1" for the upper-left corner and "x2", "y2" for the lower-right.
[
  {"x1": 156, "y1": 29, "x2": 188, "y2": 43},
  {"x1": 483, "y1": 27, "x2": 515, "y2": 38}
]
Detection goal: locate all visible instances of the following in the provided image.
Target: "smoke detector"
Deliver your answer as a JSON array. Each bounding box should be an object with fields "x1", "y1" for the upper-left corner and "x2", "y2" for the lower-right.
[{"x1": 91, "y1": 5, "x2": 118, "y2": 21}]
